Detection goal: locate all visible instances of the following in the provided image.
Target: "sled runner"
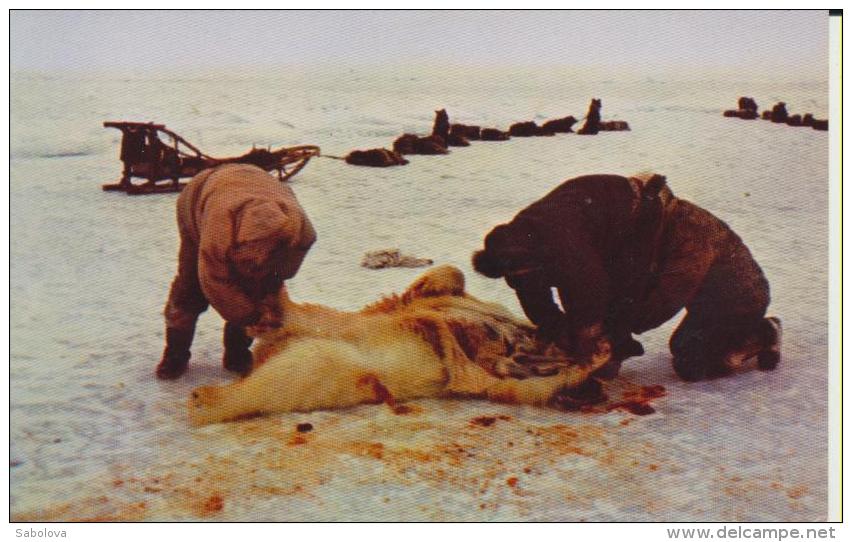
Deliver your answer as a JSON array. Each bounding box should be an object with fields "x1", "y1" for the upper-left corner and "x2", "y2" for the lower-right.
[{"x1": 102, "y1": 121, "x2": 320, "y2": 195}]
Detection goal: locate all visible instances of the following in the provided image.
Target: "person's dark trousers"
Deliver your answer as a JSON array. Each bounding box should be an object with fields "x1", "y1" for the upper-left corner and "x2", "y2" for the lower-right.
[
  {"x1": 670, "y1": 312, "x2": 780, "y2": 382},
  {"x1": 158, "y1": 238, "x2": 209, "y2": 380},
  {"x1": 223, "y1": 321, "x2": 254, "y2": 376}
]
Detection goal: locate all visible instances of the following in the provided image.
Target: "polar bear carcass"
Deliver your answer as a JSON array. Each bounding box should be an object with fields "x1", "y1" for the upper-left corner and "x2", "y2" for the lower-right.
[{"x1": 189, "y1": 265, "x2": 613, "y2": 425}]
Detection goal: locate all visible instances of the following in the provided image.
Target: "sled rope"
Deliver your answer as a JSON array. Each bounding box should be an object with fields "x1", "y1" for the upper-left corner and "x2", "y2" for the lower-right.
[{"x1": 318, "y1": 153, "x2": 347, "y2": 161}]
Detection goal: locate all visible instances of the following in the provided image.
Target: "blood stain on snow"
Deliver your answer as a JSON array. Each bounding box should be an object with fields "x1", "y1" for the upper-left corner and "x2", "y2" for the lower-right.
[
  {"x1": 203, "y1": 494, "x2": 224, "y2": 513},
  {"x1": 607, "y1": 385, "x2": 667, "y2": 416}
]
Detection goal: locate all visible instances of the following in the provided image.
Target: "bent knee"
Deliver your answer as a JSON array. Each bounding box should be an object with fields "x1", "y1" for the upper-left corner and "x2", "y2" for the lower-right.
[{"x1": 164, "y1": 297, "x2": 208, "y2": 330}]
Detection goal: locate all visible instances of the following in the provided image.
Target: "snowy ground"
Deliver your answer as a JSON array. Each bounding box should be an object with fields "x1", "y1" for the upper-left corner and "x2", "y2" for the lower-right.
[{"x1": 10, "y1": 68, "x2": 829, "y2": 521}]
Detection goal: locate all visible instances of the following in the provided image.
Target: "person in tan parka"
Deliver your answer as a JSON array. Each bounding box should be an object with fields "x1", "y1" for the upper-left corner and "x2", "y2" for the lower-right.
[{"x1": 156, "y1": 163, "x2": 317, "y2": 380}]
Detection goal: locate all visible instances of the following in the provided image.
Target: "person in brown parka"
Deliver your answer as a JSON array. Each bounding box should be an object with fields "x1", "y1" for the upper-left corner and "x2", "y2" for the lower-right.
[
  {"x1": 156, "y1": 163, "x2": 317, "y2": 380},
  {"x1": 472, "y1": 173, "x2": 781, "y2": 382}
]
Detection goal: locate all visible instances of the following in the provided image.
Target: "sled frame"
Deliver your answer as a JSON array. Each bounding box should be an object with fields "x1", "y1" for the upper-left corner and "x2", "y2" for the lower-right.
[{"x1": 102, "y1": 121, "x2": 320, "y2": 195}]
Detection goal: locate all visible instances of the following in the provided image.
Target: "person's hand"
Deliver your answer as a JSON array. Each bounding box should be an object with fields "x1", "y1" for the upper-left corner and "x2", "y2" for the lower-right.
[
  {"x1": 554, "y1": 323, "x2": 611, "y2": 367},
  {"x1": 247, "y1": 293, "x2": 283, "y2": 335},
  {"x1": 534, "y1": 317, "x2": 568, "y2": 345}
]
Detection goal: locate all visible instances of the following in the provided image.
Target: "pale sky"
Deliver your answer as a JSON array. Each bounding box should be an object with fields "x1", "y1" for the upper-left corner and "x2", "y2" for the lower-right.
[{"x1": 10, "y1": 10, "x2": 829, "y2": 74}]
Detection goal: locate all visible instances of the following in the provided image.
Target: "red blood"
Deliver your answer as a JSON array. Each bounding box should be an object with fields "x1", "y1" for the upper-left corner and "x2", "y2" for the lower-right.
[
  {"x1": 640, "y1": 385, "x2": 667, "y2": 398},
  {"x1": 289, "y1": 435, "x2": 307, "y2": 445},
  {"x1": 204, "y1": 495, "x2": 224, "y2": 512},
  {"x1": 609, "y1": 401, "x2": 655, "y2": 416}
]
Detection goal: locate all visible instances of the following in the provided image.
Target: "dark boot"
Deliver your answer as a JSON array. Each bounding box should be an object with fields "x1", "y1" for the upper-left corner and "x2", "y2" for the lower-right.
[
  {"x1": 757, "y1": 317, "x2": 782, "y2": 371},
  {"x1": 672, "y1": 354, "x2": 710, "y2": 382},
  {"x1": 673, "y1": 349, "x2": 734, "y2": 381},
  {"x1": 223, "y1": 322, "x2": 254, "y2": 376},
  {"x1": 156, "y1": 327, "x2": 194, "y2": 380}
]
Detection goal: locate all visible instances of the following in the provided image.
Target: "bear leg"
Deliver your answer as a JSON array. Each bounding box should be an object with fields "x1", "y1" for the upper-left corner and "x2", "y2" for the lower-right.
[{"x1": 402, "y1": 265, "x2": 465, "y2": 301}]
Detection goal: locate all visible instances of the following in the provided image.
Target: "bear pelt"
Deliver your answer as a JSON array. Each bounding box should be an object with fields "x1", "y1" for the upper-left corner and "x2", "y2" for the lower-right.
[
  {"x1": 345, "y1": 148, "x2": 409, "y2": 167},
  {"x1": 392, "y1": 133, "x2": 449, "y2": 155},
  {"x1": 188, "y1": 265, "x2": 613, "y2": 425}
]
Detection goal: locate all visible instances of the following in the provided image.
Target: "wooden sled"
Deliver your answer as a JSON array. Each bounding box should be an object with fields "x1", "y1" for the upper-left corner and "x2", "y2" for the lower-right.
[{"x1": 102, "y1": 121, "x2": 320, "y2": 195}]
